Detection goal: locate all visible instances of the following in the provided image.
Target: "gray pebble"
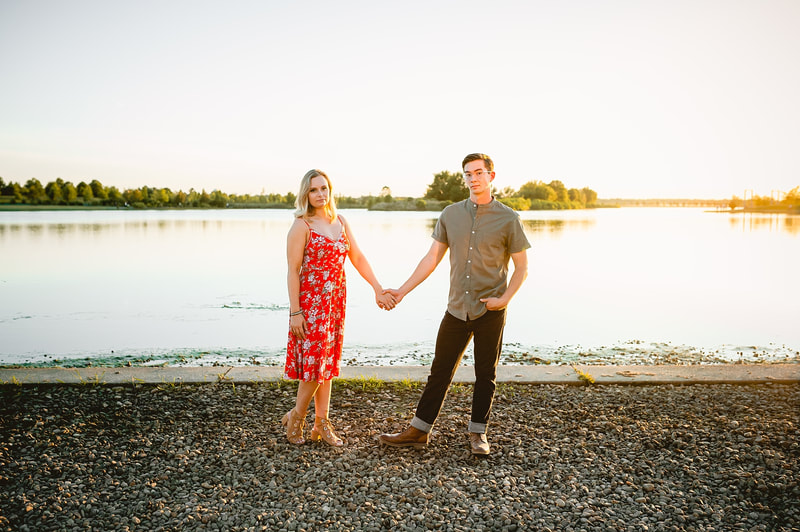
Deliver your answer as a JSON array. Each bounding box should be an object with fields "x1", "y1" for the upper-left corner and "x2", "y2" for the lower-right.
[{"x1": 0, "y1": 382, "x2": 798, "y2": 530}]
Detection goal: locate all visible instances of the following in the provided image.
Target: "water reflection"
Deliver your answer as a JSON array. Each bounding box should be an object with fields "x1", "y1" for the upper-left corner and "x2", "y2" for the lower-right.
[
  {"x1": 52, "y1": 223, "x2": 74, "y2": 234},
  {"x1": 728, "y1": 213, "x2": 800, "y2": 235},
  {"x1": 15, "y1": 224, "x2": 45, "y2": 237},
  {"x1": 423, "y1": 216, "x2": 596, "y2": 234},
  {"x1": 2, "y1": 211, "x2": 798, "y2": 237},
  {"x1": 521, "y1": 218, "x2": 596, "y2": 233},
  {"x1": 0, "y1": 218, "x2": 269, "y2": 236}
]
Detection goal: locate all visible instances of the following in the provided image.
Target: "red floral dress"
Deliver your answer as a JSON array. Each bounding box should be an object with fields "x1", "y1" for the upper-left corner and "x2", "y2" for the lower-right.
[{"x1": 285, "y1": 218, "x2": 350, "y2": 383}]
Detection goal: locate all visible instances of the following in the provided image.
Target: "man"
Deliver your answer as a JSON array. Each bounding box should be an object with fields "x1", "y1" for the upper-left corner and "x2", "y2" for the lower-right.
[{"x1": 379, "y1": 153, "x2": 530, "y2": 455}]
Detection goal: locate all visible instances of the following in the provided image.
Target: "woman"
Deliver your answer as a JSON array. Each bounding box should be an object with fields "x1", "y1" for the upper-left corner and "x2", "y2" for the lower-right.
[{"x1": 283, "y1": 169, "x2": 395, "y2": 446}]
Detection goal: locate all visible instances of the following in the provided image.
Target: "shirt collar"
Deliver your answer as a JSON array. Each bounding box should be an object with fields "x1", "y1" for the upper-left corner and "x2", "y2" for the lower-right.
[{"x1": 468, "y1": 197, "x2": 496, "y2": 209}]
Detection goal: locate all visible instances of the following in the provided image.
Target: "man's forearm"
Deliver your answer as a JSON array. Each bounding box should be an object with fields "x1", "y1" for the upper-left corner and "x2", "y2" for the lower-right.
[
  {"x1": 499, "y1": 266, "x2": 528, "y2": 306},
  {"x1": 398, "y1": 255, "x2": 437, "y2": 297}
]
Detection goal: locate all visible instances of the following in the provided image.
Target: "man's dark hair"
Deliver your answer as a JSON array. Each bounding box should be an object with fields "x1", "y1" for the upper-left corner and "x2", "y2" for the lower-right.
[{"x1": 462, "y1": 153, "x2": 494, "y2": 172}]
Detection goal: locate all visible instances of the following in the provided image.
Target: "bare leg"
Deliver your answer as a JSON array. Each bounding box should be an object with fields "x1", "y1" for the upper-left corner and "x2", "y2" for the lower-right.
[
  {"x1": 313, "y1": 379, "x2": 333, "y2": 419},
  {"x1": 296, "y1": 380, "x2": 320, "y2": 416},
  {"x1": 310, "y1": 379, "x2": 343, "y2": 446},
  {"x1": 282, "y1": 380, "x2": 319, "y2": 445}
]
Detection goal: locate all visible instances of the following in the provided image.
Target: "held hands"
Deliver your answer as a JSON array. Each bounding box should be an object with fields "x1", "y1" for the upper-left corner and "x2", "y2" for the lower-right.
[
  {"x1": 382, "y1": 288, "x2": 404, "y2": 308},
  {"x1": 376, "y1": 290, "x2": 397, "y2": 311}
]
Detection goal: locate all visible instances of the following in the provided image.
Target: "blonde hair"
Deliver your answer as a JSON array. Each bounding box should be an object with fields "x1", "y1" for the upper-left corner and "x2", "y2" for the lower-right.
[{"x1": 294, "y1": 169, "x2": 337, "y2": 221}]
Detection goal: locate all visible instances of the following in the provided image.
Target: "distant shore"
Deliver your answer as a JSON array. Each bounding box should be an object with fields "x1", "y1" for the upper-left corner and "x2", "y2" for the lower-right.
[
  {"x1": 0, "y1": 204, "x2": 125, "y2": 211},
  {"x1": 8, "y1": 202, "x2": 792, "y2": 213}
]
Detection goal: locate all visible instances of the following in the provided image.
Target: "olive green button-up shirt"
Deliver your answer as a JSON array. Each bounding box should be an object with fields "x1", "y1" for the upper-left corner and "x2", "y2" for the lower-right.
[{"x1": 432, "y1": 199, "x2": 531, "y2": 321}]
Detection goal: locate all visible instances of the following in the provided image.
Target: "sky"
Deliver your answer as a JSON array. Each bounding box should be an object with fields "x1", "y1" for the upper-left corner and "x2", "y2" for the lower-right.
[{"x1": 1, "y1": 0, "x2": 799, "y2": 199}]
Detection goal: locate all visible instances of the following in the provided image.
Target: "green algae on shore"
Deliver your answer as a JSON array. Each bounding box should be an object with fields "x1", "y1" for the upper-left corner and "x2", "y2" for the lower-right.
[{"x1": 2, "y1": 341, "x2": 798, "y2": 369}]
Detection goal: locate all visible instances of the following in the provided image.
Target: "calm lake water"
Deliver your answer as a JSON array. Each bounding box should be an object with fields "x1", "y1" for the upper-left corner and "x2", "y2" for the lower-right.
[{"x1": 1, "y1": 207, "x2": 798, "y2": 367}]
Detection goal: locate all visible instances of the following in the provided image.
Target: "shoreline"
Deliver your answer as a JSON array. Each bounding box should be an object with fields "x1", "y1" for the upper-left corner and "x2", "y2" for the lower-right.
[
  {"x1": 12, "y1": 203, "x2": 790, "y2": 214},
  {"x1": 2, "y1": 340, "x2": 798, "y2": 369},
  {"x1": 2, "y1": 364, "x2": 799, "y2": 386}
]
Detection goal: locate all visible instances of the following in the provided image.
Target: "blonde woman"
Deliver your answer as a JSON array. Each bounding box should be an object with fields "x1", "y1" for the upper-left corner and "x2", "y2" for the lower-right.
[{"x1": 283, "y1": 169, "x2": 395, "y2": 446}]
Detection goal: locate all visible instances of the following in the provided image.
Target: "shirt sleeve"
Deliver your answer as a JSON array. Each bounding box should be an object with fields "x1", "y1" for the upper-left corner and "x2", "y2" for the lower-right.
[
  {"x1": 508, "y1": 215, "x2": 531, "y2": 253},
  {"x1": 432, "y1": 215, "x2": 447, "y2": 244}
]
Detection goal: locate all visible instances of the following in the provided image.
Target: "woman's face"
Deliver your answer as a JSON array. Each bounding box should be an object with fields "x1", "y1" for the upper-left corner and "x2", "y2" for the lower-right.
[{"x1": 307, "y1": 175, "x2": 330, "y2": 211}]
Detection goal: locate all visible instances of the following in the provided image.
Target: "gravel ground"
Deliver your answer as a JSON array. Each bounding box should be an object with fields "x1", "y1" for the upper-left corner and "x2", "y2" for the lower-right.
[{"x1": 1, "y1": 381, "x2": 798, "y2": 531}]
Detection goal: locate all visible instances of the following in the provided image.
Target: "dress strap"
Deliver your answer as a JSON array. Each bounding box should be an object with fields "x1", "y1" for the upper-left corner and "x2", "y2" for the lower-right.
[{"x1": 299, "y1": 218, "x2": 312, "y2": 246}]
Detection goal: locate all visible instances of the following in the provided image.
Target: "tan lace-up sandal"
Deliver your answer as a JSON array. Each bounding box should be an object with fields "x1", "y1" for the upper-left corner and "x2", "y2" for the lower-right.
[
  {"x1": 281, "y1": 408, "x2": 306, "y2": 445},
  {"x1": 310, "y1": 417, "x2": 343, "y2": 447}
]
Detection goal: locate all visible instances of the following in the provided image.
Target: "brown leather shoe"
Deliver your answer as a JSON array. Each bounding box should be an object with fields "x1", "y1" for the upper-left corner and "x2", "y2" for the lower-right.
[
  {"x1": 469, "y1": 432, "x2": 490, "y2": 455},
  {"x1": 378, "y1": 426, "x2": 429, "y2": 449}
]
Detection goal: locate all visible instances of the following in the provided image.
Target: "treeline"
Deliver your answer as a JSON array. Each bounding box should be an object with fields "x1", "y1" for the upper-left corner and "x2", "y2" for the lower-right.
[
  {"x1": 0, "y1": 176, "x2": 415, "y2": 210},
  {"x1": 728, "y1": 187, "x2": 800, "y2": 213},
  {"x1": 0, "y1": 177, "x2": 301, "y2": 209},
  {"x1": 5, "y1": 173, "x2": 795, "y2": 213},
  {"x1": 411, "y1": 171, "x2": 598, "y2": 211},
  {"x1": 0, "y1": 172, "x2": 601, "y2": 212}
]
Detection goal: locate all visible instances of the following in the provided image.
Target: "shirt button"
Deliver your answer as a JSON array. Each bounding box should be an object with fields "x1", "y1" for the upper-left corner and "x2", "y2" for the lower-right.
[
  {"x1": 466, "y1": 291, "x2": 469, "y2": 294},
  {"x1": 466, "y1": 275, "x2": 470, "y2": 278},
  {"x1": 469, "y1": 247, "x2": 473, "y2": 250}
]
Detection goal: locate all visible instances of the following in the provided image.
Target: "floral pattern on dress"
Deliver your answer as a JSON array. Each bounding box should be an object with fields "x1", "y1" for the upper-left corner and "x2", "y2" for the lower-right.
[{"x1": 285, "y1": 221, "x2": 350, "y2": 383}]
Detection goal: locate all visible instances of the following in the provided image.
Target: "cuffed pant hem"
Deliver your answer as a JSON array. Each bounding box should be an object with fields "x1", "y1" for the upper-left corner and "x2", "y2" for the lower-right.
[
  {"x1": 411, "y1": 416, "x2": 433, "y2": 434},
  {"x1": 468, "y1": 421, "x2": 487, "y2": 434}
]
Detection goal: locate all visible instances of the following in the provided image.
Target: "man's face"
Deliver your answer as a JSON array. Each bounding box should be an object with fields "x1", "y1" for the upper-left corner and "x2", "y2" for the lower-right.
[{"x1": 463, "y1": 160, "x2": 495, "y2": 196}]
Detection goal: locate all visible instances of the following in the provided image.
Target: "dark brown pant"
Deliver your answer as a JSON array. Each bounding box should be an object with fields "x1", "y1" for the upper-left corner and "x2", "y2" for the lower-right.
[{"x1": 411, "y1": 309, "x2": 506, "y2": 434}]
